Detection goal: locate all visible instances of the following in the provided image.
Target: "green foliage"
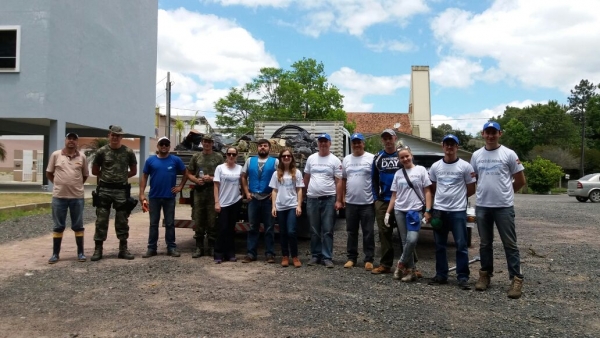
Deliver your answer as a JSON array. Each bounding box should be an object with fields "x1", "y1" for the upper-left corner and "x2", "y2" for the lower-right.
[
  {"x1": 502, "y1": 118, "x2": 534, "y2": 159},
  {"x1": 215, "y1": 58, "x2": 347, "y2": 137},
  {"x1": 523, "y1": 156, "x2": 563, "y2": 194},
  {"x1": 364, "y1": 135, "x2": 382, "y2": 154},
  {"x1": 0, "y1": 141, "x2": 5, "y2": 162},
  {"x1": 527, "y1": 145, "x2": 578, "y2": 170},
  {"x1": 568, "y1": 79, "x2": 597, "y2": 125},
  {"x1": 586, "y1": 95, "x2": 600, "y2": 149},
  {"x1": 173, "y1": 116, "x2": 186, "y2": 143},
  {"x1": 431, "y1": 123, "x2": 477, "y2": 152},
  {"x1": 83, "y1": 138, "x2": 109, "y2": 162}
]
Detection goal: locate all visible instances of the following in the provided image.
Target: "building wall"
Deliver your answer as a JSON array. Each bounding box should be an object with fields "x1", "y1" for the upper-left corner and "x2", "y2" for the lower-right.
[{"x1": 409, "y1": 66, "x2": 432, "y2": 140}]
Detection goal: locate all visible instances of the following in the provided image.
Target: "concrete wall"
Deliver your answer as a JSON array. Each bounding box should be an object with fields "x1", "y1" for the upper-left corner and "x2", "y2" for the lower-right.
[{"x1": 409, "y1": 66, "x2": 432, "y2": 141}]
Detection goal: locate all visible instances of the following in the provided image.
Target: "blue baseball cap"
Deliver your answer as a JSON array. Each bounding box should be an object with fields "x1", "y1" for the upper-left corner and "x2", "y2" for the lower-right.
[
  {"x1": 442, "y1": 134, "x2": 459, "y2": 145},
  {"x1": 483, "y1": 121, "x2": 501, "y2": 131},
  {"x1": 317, "y1": 133, "x2": 331, "y2": 141},
  {"x1": 351, "y1": 133, "x2": 365, "y2": 141}
]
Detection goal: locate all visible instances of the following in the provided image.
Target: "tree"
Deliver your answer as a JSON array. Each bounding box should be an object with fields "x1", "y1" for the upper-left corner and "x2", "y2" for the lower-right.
[
  {"x1": 586, "y1": 95, "x2": 600, "y2": 149},
  {"x1": 215, "y1": 58, "x2": 347, "y2": 137},
  {"x1": 501, "y1": 118, "x2": 534, "y2": 159},
  {"x1": 527, "y1": 145, "x2": 578, "y2": 170},
  {"x1": 83, "y1": 138, "x2": 109, "y2": 162},
  {"x1": 173, "y1": 116, "x2": 186, "y2": 143},
  {"x1": 0, "y1": 141, "x2": 5, "y2": 162},
  {"x1": 431, "y1": 123, "x2": 476, "y2": 152},
  {"x1": 523, "y1": 157, "x2": 563, "y2": 194},
  {"x1": 568, "y1": 79, "x2": 598, "y2": 176}
]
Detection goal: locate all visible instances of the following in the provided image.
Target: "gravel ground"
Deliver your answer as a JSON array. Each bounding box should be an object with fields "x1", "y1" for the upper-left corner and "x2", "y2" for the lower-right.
[{"x1": 0, "y1": 194, "x2": 599, "y2": 337}]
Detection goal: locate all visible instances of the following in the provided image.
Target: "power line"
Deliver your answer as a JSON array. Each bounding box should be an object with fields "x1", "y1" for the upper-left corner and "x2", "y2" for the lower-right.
[{"x1": 156, "y1": 76, "x2": 167, "y2": 85}]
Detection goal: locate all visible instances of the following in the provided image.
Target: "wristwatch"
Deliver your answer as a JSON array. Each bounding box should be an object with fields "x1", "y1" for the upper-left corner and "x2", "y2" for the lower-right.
[{"x1": 425, "y1": 209, "x2": 432, "y2": 213}]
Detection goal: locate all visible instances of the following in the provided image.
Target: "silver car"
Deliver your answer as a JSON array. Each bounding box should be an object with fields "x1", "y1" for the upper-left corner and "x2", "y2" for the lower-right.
[{"x1": 568, "y1": 173, "x2": 600, "y2": 203}]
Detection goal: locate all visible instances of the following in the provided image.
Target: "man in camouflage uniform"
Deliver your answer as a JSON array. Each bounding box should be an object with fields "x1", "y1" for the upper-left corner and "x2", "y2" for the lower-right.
[
  {"x1": 186, "y1": 134, "x2": 224, "y2": 257},
  {"x1": 91, "y1": 125, "x2": 138, "y2": 261}
]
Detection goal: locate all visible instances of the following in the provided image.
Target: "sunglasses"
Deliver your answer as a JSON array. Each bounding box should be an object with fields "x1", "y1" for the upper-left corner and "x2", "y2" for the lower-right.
[
  {"x1": 226, "y1": 153, "x2": 237, "y2": 156},
  {"x1": 281, "y1": 155, "x2": 292, "y2": 159},
  {"x1": 158, "y1": 143, "x2": 170, "y2": 147}
]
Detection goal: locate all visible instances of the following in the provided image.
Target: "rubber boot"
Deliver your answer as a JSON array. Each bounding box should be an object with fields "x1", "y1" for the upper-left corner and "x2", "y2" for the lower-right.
[
  {"x1": 75, "y1": 231, "x2": 86, "y2": 262},
  {"x1": 118, "y1": 240, "x2": 135, "y2": 260},
  {"x1": 192, "y1": 236, "x2": 205, "y2": 258},
  {"x1": 48, "y1": 232, "x2": 62, "y2": 264},
  {"x1": 206, "y1": 238, "x2": 215, "y2": 257},
  {"x1": 91, "y1": 240, "x2": 103, "y2": 261}
]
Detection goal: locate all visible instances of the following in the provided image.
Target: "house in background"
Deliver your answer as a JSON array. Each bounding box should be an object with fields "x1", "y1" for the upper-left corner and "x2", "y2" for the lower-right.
[{"x1": 0, "y1": 1, "x2": 158, "y2": 185}]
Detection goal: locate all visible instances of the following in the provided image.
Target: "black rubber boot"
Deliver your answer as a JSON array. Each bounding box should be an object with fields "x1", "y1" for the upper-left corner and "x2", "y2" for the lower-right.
[
  {"x1": 91, "y1": 240, "x2": 103, "y2": 261},
  {"x1": 118, "y1": 240, "x2": 135, "y2": 260},
  {"x1": 192, "y1": 236, "x2": 204, "y2": 258},
  {"x1": 75, "y1": 232, "x2": 86, "y2": 262},
  {"x1": 48, "y1": 233, "x2": 62, "y2": 264}
]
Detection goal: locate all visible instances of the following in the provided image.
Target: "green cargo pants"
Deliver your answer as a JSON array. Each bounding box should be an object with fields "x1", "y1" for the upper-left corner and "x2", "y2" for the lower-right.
[
  {"x1": 193, "y1": 186, "x2": 217, "y2": 246},
  {"x1": 94, "y1": 187, "x2": 130, "y2": 241}
]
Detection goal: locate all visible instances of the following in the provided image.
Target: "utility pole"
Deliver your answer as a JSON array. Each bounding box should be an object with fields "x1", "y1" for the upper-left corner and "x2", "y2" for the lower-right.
[
  {"x1": 166, "y1": 72, "x2": 172, "y2": 140},
  {"x1": 580, "y1": 106, "x2": 585, "y2": 177}
]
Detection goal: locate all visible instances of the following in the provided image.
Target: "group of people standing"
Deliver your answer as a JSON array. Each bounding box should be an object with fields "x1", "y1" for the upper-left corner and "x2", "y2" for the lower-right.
[{"x1": 46, "y1": 121, "x2": 526, "y2": 299}]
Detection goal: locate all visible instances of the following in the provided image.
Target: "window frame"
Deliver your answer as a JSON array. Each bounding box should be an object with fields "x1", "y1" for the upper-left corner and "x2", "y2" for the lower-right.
[{"x1": 0, "y1": 25, "x2": 21, "y2": 73}]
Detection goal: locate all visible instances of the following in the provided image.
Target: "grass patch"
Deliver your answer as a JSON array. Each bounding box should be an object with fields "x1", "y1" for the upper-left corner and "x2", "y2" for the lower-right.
[
  {"x1": 551, "y1": 187, "x2": 567, "y2": 194},
  {"x1": 0, "y1": 193, "x2": 52, "y2": 208},
  {"x1": 0, "y1": 207, "x2": 52, "y2": 222}
]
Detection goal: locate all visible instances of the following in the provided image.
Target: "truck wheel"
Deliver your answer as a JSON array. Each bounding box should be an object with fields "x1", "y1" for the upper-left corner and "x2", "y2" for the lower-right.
[
  {"x1": 467, "y1": 228, "x2": 472, "y2": 248},
  {"x1": 589, "y1": 190, "x2": 600, "y2": 203},
  {"x1": 576, "y1": 196, "x2": 589, "y2": 203}
]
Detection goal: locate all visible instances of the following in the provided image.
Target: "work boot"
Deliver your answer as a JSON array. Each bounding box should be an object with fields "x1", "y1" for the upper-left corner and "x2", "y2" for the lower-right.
[
  {"x1": 205, "y1": 239, "x2": 215, "y2": 257},
  {"x1": 281, "y1": 256, "x2": 289, "y2": 267},
  {"x1": 507, "y1": 276, "x2": 524, "y2": 299},
  {"x1": 475, "y1": 270, "x2": 491, "y2": 291},
  {"x1": 401, "y1": 269, "x2": 417, "y2": 282},
  {"x1": 192, "y1": 237, "x2": 204, "y2": 258},
  {"x1": 91, "y1": 240, "x2": 103, "y2": 261},
  {"x1": 117, "y1": 240, "x2": 135, "y2": 260},
  {"x1": 393, "y1": 262, "x2": 408, "y2": 280},
  {"x1": 48, "y1": 233, "x2": 63, "y2": 264},
  {"x1": 75, "y1": 231, "x2": 86, "y2": 262}
]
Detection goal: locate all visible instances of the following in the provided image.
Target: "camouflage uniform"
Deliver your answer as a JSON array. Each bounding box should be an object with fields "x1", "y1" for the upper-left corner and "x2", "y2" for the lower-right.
[
  {"x1": 187, "y1": 151, "x2": 223, "y2": 253},
  {"x1": 93, "y1": 145, "x2": 137, "y2": 242}
]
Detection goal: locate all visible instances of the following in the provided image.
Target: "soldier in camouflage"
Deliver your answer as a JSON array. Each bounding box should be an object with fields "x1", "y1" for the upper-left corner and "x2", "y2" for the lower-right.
[
  {"x1": 90, "y1": 125, "x2": 138, "y2": 261},
  {"x1": 186, "y1": 134, "x2": 224, "y2": 257}
]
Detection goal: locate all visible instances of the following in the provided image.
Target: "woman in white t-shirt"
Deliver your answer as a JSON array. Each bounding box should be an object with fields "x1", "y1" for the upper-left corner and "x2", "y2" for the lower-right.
[
  {"x1": 213, "y1": 147, "x2": 243, "y2": 264},
  {"x1": 385, "y1": 145, "x2": 433, "y2": 282},
  {"x1": 269, "y1": 150, "x2": 305, "y2": 268}
]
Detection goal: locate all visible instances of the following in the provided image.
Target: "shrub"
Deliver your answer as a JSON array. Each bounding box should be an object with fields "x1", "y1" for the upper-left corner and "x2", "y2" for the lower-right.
[{"x1": 523, "y1": 156, "x2": 563, "y2": 194}]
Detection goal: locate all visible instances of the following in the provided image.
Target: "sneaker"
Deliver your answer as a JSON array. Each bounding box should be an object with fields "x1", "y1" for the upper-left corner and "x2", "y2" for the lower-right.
[
  {"x1": 77, "y1": 253, "x2": 87, "y2": 262},
  {"x1": 292, "y1": 257, "x2": 302, "y2": 268},
  {"x1": 229, "y1": 257, "x2": 237, "y2": 262},
  {"x1": 266, "y1": 255, "x2": 276, "y2": 263},
  {"x1": 364, "y1": 262, "x2": 374, "y2": 271},
  {"x1": 507, "y1": 276, "x2": 524, "y2": 299},
  {"x1": 343, "y1": 260, "x2": 355, "y2": 268},
  {"x1": 458, "y1": 279, "x2": 471, "y2": 290},
  {"x1": 142, "y1": 250, "x2": 157, "y2": 258},
  {"x1": 214, "y1": 258, "x2": 222, "y2": 264},
  {"x1": 48, "y1": 254, "x2": 59, "y2": 264},
  {"x1": 307, "y1": 257, "x2": 320, "y2": 266},
  {"x1": 241, "y1": 255, "x2": 255, "y2": 263},
  {"x1": 281, "y1": 256, "x2": 289, "y2": 267},
  {"x1": 167, "y1": 249, "x2": 181, "y2": 257},
  {"x1": 323, "y1": 260, "x2": 334, "y2": 268},
  {"x1": 393, "y1": 262, "x2": 408, "y2": 280},
  {"x1": 475, "y1": 270, "x2": 491, "y2": 291},
  {"x1": 428, "y1": 276, "x2": 449, "y2": 285},
  {"x1": 401, "y1": 270, "x2": 417, "y2": 282},
  {"x1": 371, "y1": 266, "x2": 391, "y2": 274}
]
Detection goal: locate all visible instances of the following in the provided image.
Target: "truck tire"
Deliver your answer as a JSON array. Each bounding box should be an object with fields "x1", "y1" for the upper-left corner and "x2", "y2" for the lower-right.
[
  {"x1": 467, "y1": 227, "x2": 472, "y2": 248},
  {"x1": 576, "y1": 196, "x2": 589, "y2": 203},
  {"x1": 589, "y1": 190, "x2": 600, "y2": 203}
]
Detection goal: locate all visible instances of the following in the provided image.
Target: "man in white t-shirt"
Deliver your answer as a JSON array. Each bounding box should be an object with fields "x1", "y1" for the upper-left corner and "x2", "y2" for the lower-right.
[
  {"x1": 304, "y1": 133, "x2": 343, "y2": 268},
  {"x1": 470, "y1": 121, "x2": 527, "y2": 299},
  {"x1": 341, "y1": 133, "x2": 375, "y2": 271},
  {"x1": 428, "y1": 134, "x2": 476, "y2": 290}
]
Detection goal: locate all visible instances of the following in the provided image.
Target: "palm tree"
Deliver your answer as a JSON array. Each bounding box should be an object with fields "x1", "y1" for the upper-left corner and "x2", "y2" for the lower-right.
[
  {"x1": 83, "y1": 138, "x2": 109, "y2": 162},
  {"x1": 187, "y1": 110, "x2": 200, "y2": 131},
  {"x1": 0, "y1": 141, "x2": 5, "y2": 162},
  {"x1": 174, "y1": 116, "x2": 186, "y2": 143}
]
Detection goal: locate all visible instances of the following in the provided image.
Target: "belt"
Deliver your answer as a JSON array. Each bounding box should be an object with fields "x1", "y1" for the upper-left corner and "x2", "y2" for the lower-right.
[
  {"x1": 98, "y1": 181, "x2": 128, "y2": 189},
  {"x1": 311, "y1": 195, "x2": 334, "y2": 200}
]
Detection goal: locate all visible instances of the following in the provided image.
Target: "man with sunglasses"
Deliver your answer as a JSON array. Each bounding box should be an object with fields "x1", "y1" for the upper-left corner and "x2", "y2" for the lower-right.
[
  {"x1": 139, "y1": 137, "x2": 188, "y2": 258},
  {"x1": 241, "y1": 138, "x2": 278, "y2": 263},
  {"x1": 187, "y1": 134, "x2": 224, "y2": 257},
  {"x1": 91, "y1": 125, "x2": 138, "y2": 261}
]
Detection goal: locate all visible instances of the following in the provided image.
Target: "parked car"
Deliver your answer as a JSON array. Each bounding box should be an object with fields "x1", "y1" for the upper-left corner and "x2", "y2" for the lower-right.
[{"x1": 567, "y1": 173, "x2": 600, "y2": 203}]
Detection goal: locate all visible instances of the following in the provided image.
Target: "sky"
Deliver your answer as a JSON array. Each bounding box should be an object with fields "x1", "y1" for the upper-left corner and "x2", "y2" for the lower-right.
[{"x1": 155, "y1": 0, "x2": 600, "y2": 136}]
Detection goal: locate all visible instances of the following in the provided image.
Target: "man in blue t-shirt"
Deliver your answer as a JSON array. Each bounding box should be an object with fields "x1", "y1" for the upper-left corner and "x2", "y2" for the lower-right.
[{"x1": 139, "y1": 137, "x2": 188, "y2": 257}]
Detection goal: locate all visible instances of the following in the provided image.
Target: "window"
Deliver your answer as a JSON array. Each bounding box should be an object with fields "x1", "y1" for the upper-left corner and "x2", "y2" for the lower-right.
[{"x1": 0, "y1": 26, "x2": 20, "y2": 72}]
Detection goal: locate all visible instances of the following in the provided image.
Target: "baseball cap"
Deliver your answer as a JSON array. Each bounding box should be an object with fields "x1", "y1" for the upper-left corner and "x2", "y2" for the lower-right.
[
  {"x1": 109, "y1": 125, "x2": 125, "y2": 135},
  {"x1": 351, "y1": 133, "x2": 365, "y2": 141},
  {"x1": 317, "y1": 133, "x2": 331, "y2": 141},
  {"x1": 202, "y1": 134, "x2": 214, "y2": 141},
  {"x1": 442, "y1": 134, "x2": 459, "y2": 145},
  {"x1": 157, "y1": 136, "x2": 170, "y2": 145},
  {"x1": 483, "y1": 121, "x2": 501, "y2": 131},
  {"x1": 381, "y1": 129, "x2": 396, "y2": 137},
  {"x1": 65, "y1": 132, "x2": 79, "y2": 139}
]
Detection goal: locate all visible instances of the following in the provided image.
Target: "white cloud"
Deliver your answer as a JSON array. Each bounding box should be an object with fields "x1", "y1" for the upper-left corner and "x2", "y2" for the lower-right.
[
  {"x1": 432, "y1": 99, "x2": 543, "y2": 135},
  {"x1": 431, "y1": 0, "x2": 600, "y2": 92},
  {"x1": 430, "y1": 56, "x2": 483, "y2": 88},
  {"x1": 329, "y1": 67, "x2": 411, "y2": 111},
  {"x1": 366, "y1": 39, "x2": 417, "y2": 53}
]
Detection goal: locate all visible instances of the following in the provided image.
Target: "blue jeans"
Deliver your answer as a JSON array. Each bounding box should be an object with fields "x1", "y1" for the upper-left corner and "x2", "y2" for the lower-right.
[
  {"x1": 247, "y1": 198, "x2": 275, "y2": 258},
  {"x1": 395, "y1": 210, "x2": 420, "y2": 268},
  {"x1": 345, "y1": 203, "x2": 375, "y2": 263},
  {"x1": 277, "y1": 208, "x2": 298, "y2": 257},
  {"x1": 52, "y1": 197, "x2": 85, "y2": 233},
  {"x1": 433, "y1": 210, "x2": 469, "y2": 281},
  {"x1": 307, "y1": 196, "x2": 336, "y2": 261},
  {"x1": 148, "y1": 198, "x2": 176, "y2": 251},
  {"x1": 476, "y1": 206, "x2": 523, "y2": 279}
]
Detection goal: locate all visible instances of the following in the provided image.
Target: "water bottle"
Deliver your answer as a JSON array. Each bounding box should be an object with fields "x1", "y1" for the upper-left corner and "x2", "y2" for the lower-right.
[{"x1": 197, "y1": 168, "x2": 204, "y2": 185}]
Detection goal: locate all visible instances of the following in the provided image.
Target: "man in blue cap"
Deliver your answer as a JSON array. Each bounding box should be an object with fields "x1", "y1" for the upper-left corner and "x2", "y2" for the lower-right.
[
  {"x1": 341, "y1": 133, "x2": 375, "y2": 270},
  {"x1": 304, "y1": 133, "x2": 343, "y2": 268},
  {"x1": 427, "y1": 134, "x2": 476, "y2": 289},
  {"x1": 470, "y1": 121, "x2": 527, "y2": 299}
]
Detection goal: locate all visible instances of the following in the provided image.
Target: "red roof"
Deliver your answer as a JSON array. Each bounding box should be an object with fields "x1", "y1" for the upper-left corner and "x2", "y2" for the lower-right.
[{"x1": 346, "y1": 112, "x2": 412, "y2": 135}]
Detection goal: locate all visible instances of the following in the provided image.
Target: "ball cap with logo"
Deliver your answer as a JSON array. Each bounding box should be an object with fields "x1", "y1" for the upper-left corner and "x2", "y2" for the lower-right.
[
  {"x1": 317, "y1": 133, "x2": 331, "y2": 141},
  {"x1": 351, "y1": 133, "x2": 365, "y2": 141},
  {"x1": 442, "y1": 134, "x2": 459, "y2": 145},
  {"x1": 483, "y1": 121, "x2": 501, "y2": 131}
]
